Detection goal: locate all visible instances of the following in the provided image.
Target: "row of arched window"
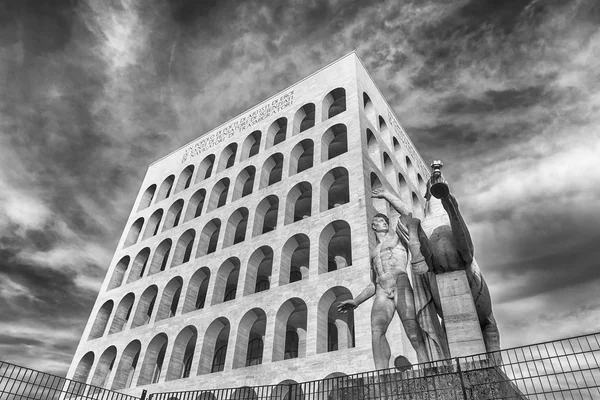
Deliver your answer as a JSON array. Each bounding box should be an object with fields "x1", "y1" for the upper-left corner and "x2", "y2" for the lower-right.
[
  {"x1": 76, "y1": 288, "x2": 355, "y2": 390},
  {"x1": 136, "y1": 88, "x2": 348, "y2": 213}
]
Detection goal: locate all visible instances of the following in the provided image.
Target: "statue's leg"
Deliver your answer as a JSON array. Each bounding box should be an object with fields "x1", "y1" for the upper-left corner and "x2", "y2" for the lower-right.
[
  {"x1": 472, "y1": 275, "x2": 501, "y2": 354},
  {"x1": 441, "y1": 194, "x2": 474, "y2": 265},
  {"x1": 396, "y1": 274, "x2": 430, "y2": 364},
  {"x1": 371, "y1": 292, "x2": 395, "y2": 369}
]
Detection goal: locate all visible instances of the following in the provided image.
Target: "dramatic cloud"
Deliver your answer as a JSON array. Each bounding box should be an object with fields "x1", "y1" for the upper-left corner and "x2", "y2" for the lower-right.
[{"x1": 1, "y1": 0, "x2": 599, "y2": 376}]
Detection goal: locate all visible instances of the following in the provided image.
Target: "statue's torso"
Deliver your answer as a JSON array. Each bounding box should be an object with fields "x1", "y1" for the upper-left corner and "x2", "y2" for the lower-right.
[{"x1": 372, "y1": 233, "x2": 408, "y2": 294}]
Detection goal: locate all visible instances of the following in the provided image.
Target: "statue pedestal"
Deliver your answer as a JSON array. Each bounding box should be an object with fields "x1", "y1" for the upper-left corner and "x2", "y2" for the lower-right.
[{"x1": 436, "y1": 271, "x2": 486, "y2": 358}]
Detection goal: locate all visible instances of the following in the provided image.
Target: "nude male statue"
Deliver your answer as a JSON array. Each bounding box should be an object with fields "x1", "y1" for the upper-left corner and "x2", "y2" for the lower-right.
[{"x1": 337, "y1": 189, "x2": 430, "y2": 368}]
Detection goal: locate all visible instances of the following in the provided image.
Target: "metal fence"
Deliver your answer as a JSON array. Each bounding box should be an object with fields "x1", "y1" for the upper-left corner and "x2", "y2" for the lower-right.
[
  {"x1": 149, "y1": 331, "x2": 600, "y2": 400},
  {"x1": 0, "y1": 361, "x2": 142, "y2": 400}
]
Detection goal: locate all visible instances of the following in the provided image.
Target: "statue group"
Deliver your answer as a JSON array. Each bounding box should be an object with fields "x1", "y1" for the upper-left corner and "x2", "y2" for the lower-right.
[{"x1": 338, "y1": 161, "x2": 500, "y2": 369}]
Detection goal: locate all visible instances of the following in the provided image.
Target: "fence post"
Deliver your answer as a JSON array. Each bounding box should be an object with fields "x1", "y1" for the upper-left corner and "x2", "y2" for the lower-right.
[
  {"x1": 140, "y1": 389, "x2": 148, "y2": 400},
  {"x1": 455, "y1": 358, "x2": 468, "y2": 400}
]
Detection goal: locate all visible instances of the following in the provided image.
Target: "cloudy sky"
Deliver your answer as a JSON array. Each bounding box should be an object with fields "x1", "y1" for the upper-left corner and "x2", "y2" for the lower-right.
[{"x1": 1, "y1": 0, "x2": 599, "y2": 376}]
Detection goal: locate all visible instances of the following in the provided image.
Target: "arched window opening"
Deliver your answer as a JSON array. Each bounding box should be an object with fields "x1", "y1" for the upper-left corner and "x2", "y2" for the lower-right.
[
  {"x1": 241, "y1": 130, "x2": 261, "y2": 160},
  {"x1": 379, "y1": 116, "x2": 390, "y2": 145},
  {"x1": 366, "y1": 129, "x2": 381, "y2": 170},
  {"x1": 91, "y1": 346, "x2": 117, "y2": 388},
  {"x1": 184, "y1": 189, "x2": 206, "y2": 222},
  {"x1": 108, "y1": 256, "x2": 129, "y2": 291},
  {"x1": 260, "y1": 153, "x2": 284, "y2": 189},
  {"x1": 417, "y1": 173, "x2": 427, "y2": 198},
  {"x1": 142, "y1": 209, "x2": 163, "y2": 240},
  {"x1": 163, "y1": 200, "x2": 184, "y2": 232},
  {"x1": 223, "y1": 207, "x2": 249, "y2": 247},
  {"x1": 266, "y1": 117, "x2": 287, "y2": 149},
  {"x1": 156, "y1": 277, "x2": 183, "y2": 321},
  {"x1": 323, "y1": 88, "x2": 346, "y2": 120},
  {"x1": 196, "y1": 154, "x2": 215, "y2": 184},
  {"x1": 317, "y1": 286, "x2": 355, "y2": 354},
  {"x1": 198, "y1": 318, "x2": 230, "y2": 375},
  {"x1": 293, "y1": 103, "x2": 315, "y2": 135},
  {"x1": 273, "y1": 298, "x2": 307, "y2": 362},
  {"x1": 166, "y1": 326, "x2": 197, "y2": 381},
  {"x1": 171, "y1": 229, "x2": 195, "y2": 268},
  {"x1": 212, "y1": 258, "x2": 240, "y2": 306},
  {"x1": 406, "y1": 156, "x2": 416, "y2": 183},
  {"x1": 412, "y1": 192, "x2": 423, "y2": 219},
  {"x1": 124, "y1": 218, "x2": 144, "y2": 248},
  {"x1": 244, "y1": 246, "x2": 273, "y2": 296},
  {"x1": 138, "y1": 185, "x2": 156, "y2": 211},
  {"x1": 149, "y1": 239, "x2": 172, "y2": 276},
  {"x1": 393, "y1": 137, "x2": 404, "y2": 166},
  {"x1": 274, "y1": 380, "x2": 303, "y2": 400},
  {"x1": 182, "y1": 267, "x2": 210, "y2": 313},
  {"x1": 383, "y1": 153, "x2": 396, "y2": 185},
  {"x1": 232, "y1": 308, "x2": 267, "y2": 369},
  {"x1": 321, "y1": 124, "x2": 348, "y2": 161},
  {"x1": 111, "y1": 341, "x2": 141, "y2": 390},
  {"x1": 218, "y1": 143, "x2": 238, "y2": 173},
  {"x1": 370, "y1": 173, "x2": 387, "y2": 214},
  {"x1": 289, "y1": 139, "x2": 314, "y2": 175},
  {"x1": 285, "y1": 182, "x2": 312, "y2": 225},
  {"x1": 319, "y1": 220, "x2": 352, "y2": 274},
  {"x1": 109, "y1": 293, "x2": 135, "y2": 334},
  {"x1": 157, "y1": 175, "x2": 175, "y2": 202},
  {"x1": 363, "y1": 92, "x2": 376, "y2": 126},
  {"x1": 175, "y1": 165, "x2": 195, "y2": 194},
  {"x1": 320, "y1": 167, "x2": 349, "y2": 211},
  {"x1": 207, "y1": 178, "x2": 230, "y2": 212},
  {"x1": 73, "y1": 352, "x2": 95, "y2": 384},
  {"x1": 280, "y1": 234, "x2": 310, "y2": 285},
  {"x1": 132, "y1": 285, "x2": 158, "y2": 328},
  {"x1": 138, "y1": 333, "x2": 168, "y2": 386},
  {"x1": 395, "y1": 173, "x2": 410, "y2": 206},
  {"x1": 88, "y1": 301, "x2": 113, "y2": 340},
  {"x1": 253, "y1": 195, "x2": 278, "y2": 236},
  {"x1": 127, "y1": 248, "x2": 150, "y2": 283},
  {"x1": 233, "y1": 166, "x2": 256, "y2": 201},
  {"x1": 197, "y1": 219, "x2": 221, "y2": 257}
]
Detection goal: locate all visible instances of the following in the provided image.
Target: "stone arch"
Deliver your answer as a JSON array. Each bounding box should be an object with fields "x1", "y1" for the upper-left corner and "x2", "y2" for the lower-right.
[
  {"x1": 163, "y1": 199, "x2": 184, "y2": 232},
  {"x1": 406, "y1": 156, "x2": 416, "y2": 183},
  {"x1": 363, "y1": 92, "x2": 376, "y2": 126},
  {"x1": 157, "y1": 175, "x2": 175, "y2": 202},
  {"x1": 127, "y1": 247, "x2": 150, "y2": 283},
  {"x1": 318, "y1": 373, "x2": 350, "y2": 400},
  {"x1": 266, "y1": 117, "x2": 287, "y2": 149},
  {"x1": 252, "y1": 195, "x2": 278, "y2": 236},
  {"x1": 182, "y1": 267, "x2": 210, "y2": 313},
  {"x1": 166, "y1": 326, "x2": 198, "y2": 381},
  {"x1": 280, "y1": 234, "x2": 310, "y2": 285},
  {"x1": 175, "y1": 165, "x2": 195, "y2": 194},
  {"x1": 289, "y1": 139, "x2": 314, "y2": 175},
  {"x1": 322, "y1": 88, "x2": 346, "y2": 120},
  {"x1": 207, "y1": 178, "x2": 230, "y2": 212},
  {"x1": 232, "y1": 166, "x2": 256, "y2": 201},
  {"x1": 378, "y1": 116, "x2": 390, "y2": 145},
  {"x1": 88, "y1": 300, "x2": 113, "y2": 340},
  {"x1": 107, "y1": 256, "x2": 129, "y2": 290},
  {"x1": 156, "y1": 277, "x2": 184, "y2": 321},
  {"x1": 223, "y1": 207, "x2": 249, "y2": 247},
  {"x1": 260, "y1": 153, "x2": 284, "y2": 189},
  {"x1": 124, "y1": 218, "x2": 144, "y2": 247},
  {"x1": 271, "y1": 381, "x2": 304, "y2": 400},
  {"x1": 132, "y1": 285, "x2": 158, "y2": 328},
  {"x1": 317, "y1": 286, "x2": 355, "y2": 354},
  {"x1": 273, "y1": 298, "x2": 307, "y2": 362},
  {"x1": 366, "y1": 129, "x2": 381, "y2": 170},
  {"x1": 217, "y1": 143, "x2": 237, "y2": 173},
  {"x1": 195, "y1": 392, "x2": 218, "y2": 400},
  {"x1": 142, "y1": 209, "x2": 163, "y2": 240},
  {"x1": 112, "y1": 340, "x2": 141, "y2": 390},
  {"x1": 91, "y1": 346, "x2": 117, "y2": 388},
  {"x1": 412, "y1": 192, "x2": 423, "y2": 219},
  {"x1": 184, "y1": 188, "x2": 206, "y2": 223},
  {"x1": 370, "y1": 172, "x2": 387, "y2": 214},
  {"x1": 212, "y1": 257, "x2": 240, "y2": 305},
  {"x1": 196, "y1": 154, "x2": 215, "y2": 184},
  {"x1": 244, "y1": 246, "x2": 273, "y2": 295},
  {"x1": 319, "y1": 220, "x2": 352, "y2": 274},
  {"x1": 293, "y1": 103, "x2": 315, "y2": 135},
  {"x1": 148, "y1": 239, "x2": 172, "y2": 275},
  {"x1": 320, "y1": 167, "x2": 349, "y2": 211},
  {"x1": 231, "y1": 387, "x2": 259, "y2": 400},
  {"x1": 171, "y1": 229, "x2": 195, "y2": 267},
  {"x1": 72, "y1": 352, "x2": 94, "y2": 384},
  {"x1": 417, "y1": 173, "x2": 427, "y2": 198},
  {"x1": 196, "y1": 218, "x2": 221, "y2": 257},
  {"x1": 198, "y1": 317, "x2": 231, "y2": 375},
  {"x1": 321, "y1": 124, "x2": 348, "y2": 161},
  {"x1": 138, "y1": 184, "x2": 156, "y2": 211},
  {"x1": 109, "y1": 293, "x2": 135, "y2": 334},
  {"x1": 383, "y1": 152, "x2": 395, "y2": 185},
  {"x1": 241, "y1": 130, "x2": 261, "y2": 161},
  {"x1": 284, "y1": 182, "x2": 312, "y2": 225},
  {"x1": 232, "y1": 308, "x2": 267, "y2": 369},
  {"x1": 393, "y1": 137, "x2": 405, "y2": 168},
  {"x1": 138, "y1": 333, "x2": 168, "y2": 385},
  {"x1": 398, "y1": 173, "x2": 410, "y2": 204}
]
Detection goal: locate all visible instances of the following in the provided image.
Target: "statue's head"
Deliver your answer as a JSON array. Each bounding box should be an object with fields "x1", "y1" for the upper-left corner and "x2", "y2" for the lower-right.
[{"x1": 371, "y1": 213, "x2": 389, "y2": 233}]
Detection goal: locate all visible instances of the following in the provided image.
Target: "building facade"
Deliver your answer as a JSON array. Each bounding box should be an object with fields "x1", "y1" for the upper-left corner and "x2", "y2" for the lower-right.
[{"x1": 67, "y1": 52, "x2": 433, "y2": 395}]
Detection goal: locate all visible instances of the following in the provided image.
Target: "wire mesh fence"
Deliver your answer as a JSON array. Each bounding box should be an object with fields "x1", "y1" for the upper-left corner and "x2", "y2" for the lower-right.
[{"x1": 0, "y1": 361, "x2": 142, "y2": 400}]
